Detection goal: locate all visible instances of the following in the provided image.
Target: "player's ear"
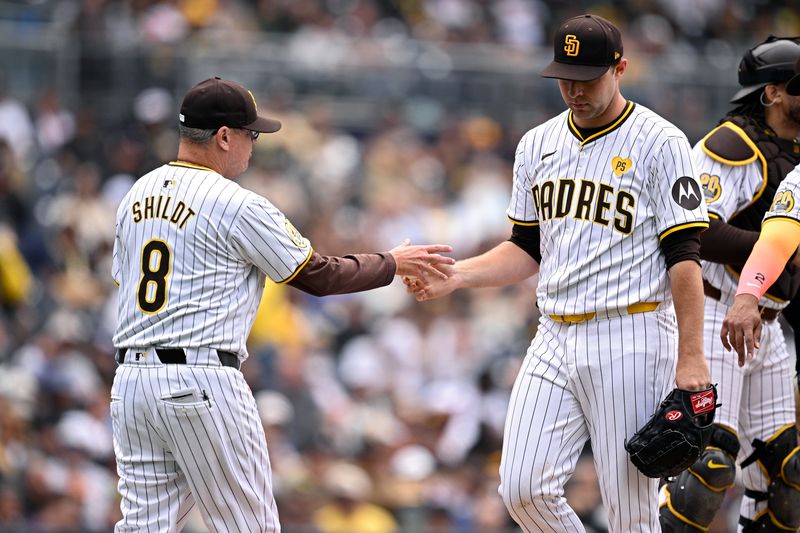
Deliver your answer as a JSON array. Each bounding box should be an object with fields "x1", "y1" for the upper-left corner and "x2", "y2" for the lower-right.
[
  {"x1": 765, "y1": 84, "x2": 782, "y2": 105},
  {"x1": 613, "y1": 58, "x2": 628, "y2": 78},
  {"x1": 214, "y1": 126, "x2": 233, "y2": 151}
]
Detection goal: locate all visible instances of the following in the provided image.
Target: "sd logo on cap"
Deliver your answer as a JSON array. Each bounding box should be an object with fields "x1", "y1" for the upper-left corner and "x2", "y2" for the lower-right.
[{"x1": 542, "y1": 14, "x2": 623, "y2": 82}]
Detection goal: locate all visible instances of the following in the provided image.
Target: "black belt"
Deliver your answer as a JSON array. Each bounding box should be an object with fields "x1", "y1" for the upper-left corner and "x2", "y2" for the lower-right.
[
  {"x1": 115, "y1": 347, "x2": 240, "y2": 370},
  {"x1": 702, "y1": 279, "x2": 780, "y2": 322}
]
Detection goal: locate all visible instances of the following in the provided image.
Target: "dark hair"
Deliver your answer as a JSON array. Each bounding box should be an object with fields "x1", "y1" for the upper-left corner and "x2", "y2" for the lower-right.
[{"x1": 727, "y1": 96, "x2": 762, "y2": 118}]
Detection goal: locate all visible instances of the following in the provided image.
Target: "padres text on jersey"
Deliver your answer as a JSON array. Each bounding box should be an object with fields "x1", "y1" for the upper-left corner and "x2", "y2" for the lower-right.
[{"x1": 507, "y1": 101, "x2": 708, "y2": 316}]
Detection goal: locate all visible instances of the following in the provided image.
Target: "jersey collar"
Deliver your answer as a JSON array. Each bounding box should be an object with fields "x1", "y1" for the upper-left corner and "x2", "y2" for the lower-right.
[
  {"x1": 168, "y1": 160, "x2": 215, "y2": 172},
  {"x1": 567, "y1": 100, "x2": 635, "y2": 147}
]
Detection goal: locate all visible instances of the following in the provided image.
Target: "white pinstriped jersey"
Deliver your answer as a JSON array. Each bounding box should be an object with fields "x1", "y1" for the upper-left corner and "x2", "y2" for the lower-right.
[
  {"x1": 764, "y1": 164, "x2": 800, "y2": 224},
  {"x1": 507, "y1": 101, "x2": 708, "y2": 316},
  {"x1": 693, "y1": 127, "x2": 785, "y2": 310},
  {"x1": 112, "y1": 162, "x2": 312, "y2": 359}
]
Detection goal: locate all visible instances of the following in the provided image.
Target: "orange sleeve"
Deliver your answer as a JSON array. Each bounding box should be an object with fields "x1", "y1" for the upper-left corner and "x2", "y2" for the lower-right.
[{"x1": 736, "y1": 218, "x2": 800, "y2": 299}]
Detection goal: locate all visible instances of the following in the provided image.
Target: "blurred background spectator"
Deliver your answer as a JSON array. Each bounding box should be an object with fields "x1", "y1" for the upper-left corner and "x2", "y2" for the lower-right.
[{"x1": 1, "y1": 1, "x2": 796, "y2": 531}]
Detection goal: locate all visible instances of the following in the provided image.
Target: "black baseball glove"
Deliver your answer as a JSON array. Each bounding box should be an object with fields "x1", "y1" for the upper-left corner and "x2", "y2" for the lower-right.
[{"x1": 624, "y1": 385, "x2": 718, "y2": 479}]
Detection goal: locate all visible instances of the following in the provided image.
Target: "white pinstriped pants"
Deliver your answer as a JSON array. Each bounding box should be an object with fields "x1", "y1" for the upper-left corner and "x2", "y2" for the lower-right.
[
  {"x1": 702, "y1": 296, "x2": 796, "y2": 526},
  {"x1": 111, "y1": 362, "x2": 279, "y2": 532},
  {"x1": 499, "y1": 309, "x2": 677, "y2": 533}
]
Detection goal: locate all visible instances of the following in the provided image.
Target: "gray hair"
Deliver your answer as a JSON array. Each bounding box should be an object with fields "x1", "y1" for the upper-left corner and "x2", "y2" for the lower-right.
[{"x1": 178, "y1": 124, "x2": 215, "y2": 144}]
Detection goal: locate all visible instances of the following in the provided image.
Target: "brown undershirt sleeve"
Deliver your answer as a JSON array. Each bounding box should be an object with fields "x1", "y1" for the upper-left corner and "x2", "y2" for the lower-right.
[
  {"x1": 661, "y1": 228, "x2": 702, "y2": 269},
  {"x1": 287, "y1": 251, "x2": 396, "y2": 296},
  {"x1": 508, "y1": 224, "x2": 541, "y2": 263},
  {"x1": 698, "y1": 217, "x2": 759, "y2": 264}
]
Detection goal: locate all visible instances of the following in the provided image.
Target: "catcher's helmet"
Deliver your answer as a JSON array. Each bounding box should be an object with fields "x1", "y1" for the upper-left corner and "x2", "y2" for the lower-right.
[{"x1": 731, "y1": 35, "x2": 800, "y2": 103}]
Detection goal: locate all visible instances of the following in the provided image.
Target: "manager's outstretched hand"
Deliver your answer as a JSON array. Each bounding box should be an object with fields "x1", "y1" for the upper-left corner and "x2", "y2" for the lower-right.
[{"x1": 389, "y1": 239, "x2": 454, "y2": 280}]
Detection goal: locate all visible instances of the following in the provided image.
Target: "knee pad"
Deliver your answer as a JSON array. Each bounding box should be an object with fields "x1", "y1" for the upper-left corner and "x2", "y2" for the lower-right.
[
  {"x1": 740, "y1": 424, "x2": 800, "y2": 531},
  {"x1": 660, "y1": 425, "x2": 739, "y2": 532}
]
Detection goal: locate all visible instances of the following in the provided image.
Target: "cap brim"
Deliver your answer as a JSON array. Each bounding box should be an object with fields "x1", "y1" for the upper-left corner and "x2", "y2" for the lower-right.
[
  {"x1": 541, "y1": 60, "x2": 609, "y2": 81},
  {"x1": 729, "y1": 83, "x2": 768, "y2": 103},
  {"x1": 246, "y1": 116, "x2": 282, "y2": 133},
  {"x1": 787, "y1": 73, "x2": 800, "y2": 96}
]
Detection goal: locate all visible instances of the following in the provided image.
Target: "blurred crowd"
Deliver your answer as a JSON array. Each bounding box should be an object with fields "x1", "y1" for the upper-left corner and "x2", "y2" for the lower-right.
[
  {"x1": 2, "y1": 0, "x2": 796, "y2": 532},
  {"x1": 10, "y1": 0, "x2": 794, "y2": 51}
]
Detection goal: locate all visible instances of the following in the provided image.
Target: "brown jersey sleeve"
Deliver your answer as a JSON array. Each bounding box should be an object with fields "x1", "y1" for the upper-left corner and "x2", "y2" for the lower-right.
[{"x1": 287, "y1": 251, "x2": 396, "y2": 296}]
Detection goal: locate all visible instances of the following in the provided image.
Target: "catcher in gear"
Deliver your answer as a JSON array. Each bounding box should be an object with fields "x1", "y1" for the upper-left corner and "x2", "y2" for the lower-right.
[
  {"x1": 625, "y1": 386, "x2": 718, "y2": 479},
  {"x1": 661, "y1": 37, "x2": 800, "y2": 533}
]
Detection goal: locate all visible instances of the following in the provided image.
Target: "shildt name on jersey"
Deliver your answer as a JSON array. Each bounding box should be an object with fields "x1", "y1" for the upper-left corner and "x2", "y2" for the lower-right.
[
  {"x1": 131, "y1": 195, "x2": 197, "y2": 229},
  {"x1": 531, "y1": 177, "x2": 635, "y2": 234}
]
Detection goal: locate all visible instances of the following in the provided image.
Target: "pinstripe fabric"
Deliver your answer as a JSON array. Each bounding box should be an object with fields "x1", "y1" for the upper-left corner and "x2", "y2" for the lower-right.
[
  {"x1": 765, "y1": 165, "x2": 800, "y2": 223},
  {"x1": 111, "y1": 362, "x2": 277, "y2": 532},
  {"x1": 499, "y1": 310, "x2": 676, "y2": 532},
  {"x1": 702, "y1": 279, "x2": 795, "y2": 524},
  {"x1": 112, "y1": 163, "x2": 311, "y2": 358},
  {"x1": 695, "y1": 146, "x2": 785, "y2": 311},
  {"x1": 507, "y1": 103, "x2": 708, "y2": 317},
  {"x1": 500, "y1": 101, "x2": 704, "y2": 532},
  {"x1": 110, "y1": 162, "x2": 310, "y2": 531}
]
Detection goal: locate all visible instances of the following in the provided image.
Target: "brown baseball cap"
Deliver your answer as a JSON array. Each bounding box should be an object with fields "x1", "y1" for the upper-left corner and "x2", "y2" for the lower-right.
[
  {"x1": 179, "y1": 77, "x2": 282, "y2": 133},
  {"x1": 786, "y1": 57, "x2": 800, "y2": 96},
  {"x1": 541, "y1": 14, "x2": 623, "y2": 81}
]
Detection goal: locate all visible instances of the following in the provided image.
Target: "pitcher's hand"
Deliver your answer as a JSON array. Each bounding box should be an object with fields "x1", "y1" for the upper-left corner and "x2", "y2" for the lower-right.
[
  {"x1": 675, "y1": 351, "x2": 710, "y2": 391},
  {"x1": 402, "y1": 261, "x2": 459, "y2": 301}
]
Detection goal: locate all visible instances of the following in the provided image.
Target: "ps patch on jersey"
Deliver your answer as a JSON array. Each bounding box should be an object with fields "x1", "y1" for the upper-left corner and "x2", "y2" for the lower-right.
[
  {"x1": 611, "y1": 156, "x2": 633, "y2": 176},
  {"x1": 284, "y1": 220, "x2": 309, "y2": 248},
  {"x1": 770, "y1": 190, "x2": 795, "y2": 213},
  {"x1": 699, "y1": 173, "x2": 721, "y2": 203},
  {"x1": 671, "y1": 176, "x2": 702, "y2": 210}
]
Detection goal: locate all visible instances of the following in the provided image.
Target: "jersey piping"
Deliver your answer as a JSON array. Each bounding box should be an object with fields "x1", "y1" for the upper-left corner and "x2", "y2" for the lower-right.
[
  {"x1": 168, "y1": 160, "x2": 216, "y2": 172},
  {"x1": 659, "y1": 221, "x2": 710, "y2": 241},
  {"x1": 275, "y1": 247, "x2": 314, "y2": 284},
  {"x1": 763, "y1": 215, "x2": 800, "y2": 229},
  {"x1": 567, "y1": 101, "x2": 636, "y2": 146},
  {"x1": 508, "y1": 216, "x2": 539, "y2": 226}
]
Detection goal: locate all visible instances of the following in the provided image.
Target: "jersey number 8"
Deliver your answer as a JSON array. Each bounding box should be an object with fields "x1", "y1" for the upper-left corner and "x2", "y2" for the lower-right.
[{"x1": 137, "y1": 239, "x2": 171, "y2": 314}]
